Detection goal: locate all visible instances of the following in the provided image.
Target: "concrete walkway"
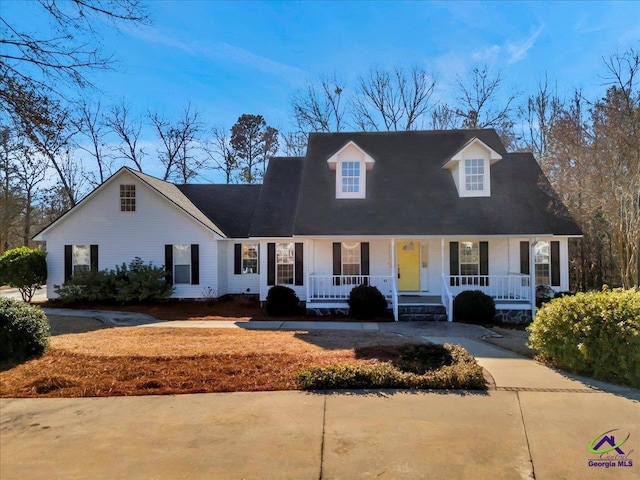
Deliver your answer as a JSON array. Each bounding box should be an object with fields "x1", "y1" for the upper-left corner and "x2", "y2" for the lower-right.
[{"x1": 2, "y1": 311, "x2": 638, "y2": 479}]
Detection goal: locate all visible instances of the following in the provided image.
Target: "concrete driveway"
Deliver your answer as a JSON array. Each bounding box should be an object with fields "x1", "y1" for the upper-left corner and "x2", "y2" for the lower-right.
[{"x1": 1, "y1": 320, "x2": 639, "y2": 479}]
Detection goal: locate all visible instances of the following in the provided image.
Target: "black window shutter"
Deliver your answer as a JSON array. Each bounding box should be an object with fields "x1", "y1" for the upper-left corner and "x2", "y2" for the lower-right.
[
  {"x1": 64, "y1": 245, "x2": 72, "y2": 282},
  {"x1": 165, "y1": 245, "x2": 173, "y2": 285},
  {"x1": 191, "y1": 244, "x2": 199, "y2": 285},
  {"x1": 294, "y1": 242, "x2": 304, "y2": 286},
  {"x1": 333, "y1": 242, "x2": 341, "y2": 285},
  {"x1": 90, "y1": 245, "x2": 98, "y2": 272},
  {"x1": 449, "y1": 242, "x2": 459, "y2": 286},
  {"x1": 361, "y1": 242, "x2": 370, "y2": 275},
  {"x1": 551, "y1": 241, "x2": 560, "y2": 286},
  {"x1": 234, "y1": 243, "x2": 242, "y2": 275},
  {"x1": 520, "y1": 241, "x2": 530, "y2": 275},
  {"x1": 479, "y1": 241, "x2": 489, "y2": 286},
  {"x1": 267, "y1": 243, "x2": 275, "y2": 286}
]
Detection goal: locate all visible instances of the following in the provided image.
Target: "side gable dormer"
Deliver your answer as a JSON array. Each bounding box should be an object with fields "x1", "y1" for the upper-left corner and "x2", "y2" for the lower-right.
[
  {"x1": 442, "y1": 137, "x2": 502, "y2": 197},
  {"x1": 327, "y1": 141, "x2": 375, "y2": 199}
]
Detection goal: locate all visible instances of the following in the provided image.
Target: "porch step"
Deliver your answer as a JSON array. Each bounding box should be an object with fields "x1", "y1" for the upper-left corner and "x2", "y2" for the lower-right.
[{"x1": 398, "y1": 304, "x2": 447, "y2": 322}]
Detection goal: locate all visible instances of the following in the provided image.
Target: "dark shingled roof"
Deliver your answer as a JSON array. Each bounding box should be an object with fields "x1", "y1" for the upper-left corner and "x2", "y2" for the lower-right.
[
  {"x1": 250, "y1": 157, "x2": 304, "y2": 237},
  {"x1": 176, "y1": 184, "x2": 262, "y2": 238},
  {"x1": 293, "y1": 129, "x2": 582, "y2": 236}
]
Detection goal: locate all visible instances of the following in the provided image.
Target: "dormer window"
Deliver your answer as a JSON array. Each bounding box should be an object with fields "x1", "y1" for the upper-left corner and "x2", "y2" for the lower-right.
[
  {"x1": 442, "y1": 137, "x2": 501, "y2": 198},
  {"x1": 464, "y1": 159, "x2": 485, "y2": 191},
  {"x1": 327, "y1": 141, "x2": 375, "y2": 199},
  {"x1": 341, "y1": 161, "x2": 361, "y2": 194}
]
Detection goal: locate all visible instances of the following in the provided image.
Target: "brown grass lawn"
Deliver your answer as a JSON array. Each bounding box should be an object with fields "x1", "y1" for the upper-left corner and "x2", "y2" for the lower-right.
[{"x1": 0, "y1": 328, "x2": 417, "y2": 398}]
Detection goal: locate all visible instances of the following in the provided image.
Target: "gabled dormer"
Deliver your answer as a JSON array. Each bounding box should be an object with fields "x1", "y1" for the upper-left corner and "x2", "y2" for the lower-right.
[
  {"x1": 327, "y1": 141, "x2": 375, "y2": 199},
  {"x1": 442, "y1": 137, "x2": 502, "y2": 197}
]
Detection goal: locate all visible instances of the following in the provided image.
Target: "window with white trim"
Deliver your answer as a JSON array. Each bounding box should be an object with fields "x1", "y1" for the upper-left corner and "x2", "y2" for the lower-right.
[
  {"x1": 534, "y1": 241, "x2": 551, "y2": 285},
  {"x1": 242, "y1": 243, "x2": 259, "y2": 274},
  {"x1": 120, "y1": 184, "x2": 136, "y2": 211},
  {"x1": 341, "y1": 242, "x2": 361, "y2": 281},
  {"x1": 341, "y1": 161, "x2": 360, "y2": 194},
  {"x1": 276, "y1": 243, "x2": 294, "y2": 285},
  {"x1": 173, "y1": 244, "x2": 191, "y2": 284},
  {"x1": 464, "y1": 159, "x2": 485, "y2": 191},
  {"x1": 459, "y1": 242, "x2": 479, "y2": 276},
  {"x1": 72, "y1": 245, "x2": 90, "y2": 276}
]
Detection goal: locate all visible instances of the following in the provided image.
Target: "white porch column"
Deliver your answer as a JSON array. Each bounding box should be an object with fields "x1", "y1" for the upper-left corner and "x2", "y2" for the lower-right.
[
  {"x1": 305, "y1": 239, "x2": 310, "y2": 303},
  {"x1": 391, "y1": 238, "x2": 398, "y2": 321},
  {"x1": 441, "y1": 238, "x2": 445, "y2": 276},
  {"x1": 530, "y1": 237, "x2": 537, "y2": 321}
]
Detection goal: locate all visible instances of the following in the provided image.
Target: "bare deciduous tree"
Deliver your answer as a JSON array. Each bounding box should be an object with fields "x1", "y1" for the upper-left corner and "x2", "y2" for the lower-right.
[
  {"x1": 0, "y1": 0, "x2": 148, "y2": 126},
  {"x1": 291, "y1": 74, "x2": 346, "y2": 133},
  {"x1": 352, "y1": 66, "x2": 436, "y2": 131},
  {"x1": 453, "y1": 65, "x2": 519, "y2": 147},
  {"x1": 105, "y1": 101, "x2": 146, "y2": 172},
  {"x1": 78, "y1": 101, "x2": 114, "y2": 186},
  {"x1": 149, "y1": 104, "x2": 204, "y2": 183}
]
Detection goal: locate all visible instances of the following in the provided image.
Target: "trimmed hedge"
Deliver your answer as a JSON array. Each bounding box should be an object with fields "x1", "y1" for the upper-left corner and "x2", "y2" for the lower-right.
[
  {"x1": 294, "y1": 343, "x2": 485, "y2": 390},
  {"x1": 348, "y1": 284, "x2": 388, "y2": 320},
  {"x1": 266, "y1": 286, "x2": 300, "y2": 316},
  {"x1": 528, "y1": 287, "x2": 640, "y2": 388},
  {"x1": 0, "y1": 297, "x2": 50, "y2": 362},
  {"x1": 454, "y1": 290, "x2": 496, "y2": 324}
]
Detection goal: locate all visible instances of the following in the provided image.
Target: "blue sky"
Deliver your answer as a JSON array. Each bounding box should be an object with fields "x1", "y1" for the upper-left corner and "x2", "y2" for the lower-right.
[
  {"x1": 4, "y1": 0, "x2": 640, "y2": 180},
  {"x1": 100, "y1": 0, "x2": 640, "y2": 129}
]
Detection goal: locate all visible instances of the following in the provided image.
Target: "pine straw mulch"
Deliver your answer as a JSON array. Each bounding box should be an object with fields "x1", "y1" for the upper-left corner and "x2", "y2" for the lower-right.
[
  {"x1": 38, "y1": 296, "x2": 392, "y2": 322},
  {"x1": 0, "y1": 328, "x2": 416, "y2": 398}
]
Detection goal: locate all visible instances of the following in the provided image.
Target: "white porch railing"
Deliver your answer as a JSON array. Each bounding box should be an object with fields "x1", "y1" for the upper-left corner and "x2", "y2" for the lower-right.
[
  {"x1": 308, "y1": 275, "x2": 394, "y2": 301},
  {"x1": 444, "y1": 274, "x2": 531, "y2": 301}
]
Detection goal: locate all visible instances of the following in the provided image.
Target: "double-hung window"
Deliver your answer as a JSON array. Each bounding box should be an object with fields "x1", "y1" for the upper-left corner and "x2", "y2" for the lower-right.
[
  {"x1": 276, "y1": 243, "x2": 295, "y2": 285},
  {"x1": 72, "y1": 245, "x2": 90, "y2": 276},
  {"x1": 173, "y1": 244, "x2": 191, "y2": 284},
  {"x1": 341, "y1": 161, "x2": 360, "y2": 194},
  {"x1": 242, "y1": 244, "x2": 259, "y2": 274},
  {"x1": 459, "y1": 242, "x2": 480, "y2": 276},
  {"x1": 534, "y1": 241, "x2": 551, "y2": 285},
  {"x1": 464, "y1": 159, "x2": 485, "y2": 192},
  {"x1": 341, "y1": 242, "x2": 361, "y2": 284}
]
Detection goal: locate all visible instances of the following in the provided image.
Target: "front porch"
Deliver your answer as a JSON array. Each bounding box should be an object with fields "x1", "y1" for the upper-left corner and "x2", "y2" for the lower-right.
[
  {"x1": 302, "y1": 237, "x2": 539, "y2": 321},
  {"x1": 307, "y1": 273, "x2": 532, "y2": 321}
]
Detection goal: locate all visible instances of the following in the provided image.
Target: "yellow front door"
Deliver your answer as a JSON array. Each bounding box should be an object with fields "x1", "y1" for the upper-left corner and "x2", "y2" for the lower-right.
[{"x1": 397, "y1": 241, "x2": 420, "y2": 291}]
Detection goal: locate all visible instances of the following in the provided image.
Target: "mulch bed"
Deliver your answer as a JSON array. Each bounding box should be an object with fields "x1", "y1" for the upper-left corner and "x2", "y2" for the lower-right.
[
  {"x1": 0, "y1": 328, "x2": 413, "y2": 398},
  {"x1": 38, "y1": 296, "x2": 393, "y2": 322}
]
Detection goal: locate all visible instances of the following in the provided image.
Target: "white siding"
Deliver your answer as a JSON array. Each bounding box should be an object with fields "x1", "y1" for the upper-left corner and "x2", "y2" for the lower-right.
[
  {"x1": 226, "y1": 241, "x2": 261, "y2": 295},
  {"x1": 217, "y1": 241, "x2": 229, "y2": 296},
  {"x1": 41, "y1": 170, "x2": 220, "y2": 299}
]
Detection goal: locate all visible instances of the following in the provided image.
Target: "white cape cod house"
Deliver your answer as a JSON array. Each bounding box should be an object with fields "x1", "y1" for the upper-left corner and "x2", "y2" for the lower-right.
[{"x1": 35, "y1": 129, "x2": 582, "y2": 321}]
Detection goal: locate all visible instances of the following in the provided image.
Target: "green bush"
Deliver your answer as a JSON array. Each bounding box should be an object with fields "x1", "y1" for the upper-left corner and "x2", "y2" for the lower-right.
[
  {"x1": 348, "y1": 284, "x2": 389, "y2": 320},
  {"x1": 266, "y1": 286, "x2": 300, "y2": 316},
  {"x1": 528, "y1": 287, "x2": 640, "y2": 388},
  {"x1": 294, "y1": 343, "x2": 485, "y2": 390},
  {"x1": 0, "y1": 297, "x2": 50, "y2": 362},
  {"x1": 454, "y1": 290, "x2": 496, "y2": 324},
  {"x1": 54, "y1": 257, "x2": 173, "y2": 304},
  {"x1": 0, "y1": 247, "x2": 47, "y2": 302}
]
